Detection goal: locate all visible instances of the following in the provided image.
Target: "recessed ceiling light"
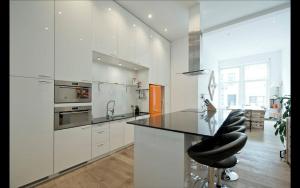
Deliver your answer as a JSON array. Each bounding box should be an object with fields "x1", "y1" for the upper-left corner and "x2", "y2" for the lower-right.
[
  {"x1": 133, "y1": 24, "x2": 136, "y2": 27},
  {"x1": 108, "y1": 8, "x2": 112, "y2": 11},
  {"x1": 97, "y1": 57, "x2": 101, "y2": 61},
  {"x1": 58, "y1": 11, "x2": 62, "y2": 15},
  {"x1": 148, "y1": 14, "x2": 152, "y2": 19},
  {"x1": 164, "y1": 28, "x2": 168, "y2": 32},
  {"x1": 118, "y1": 63, "x2": 122, "y2": 66},
  {"x1": 79, "y1": 38, "x2": 83, "y2": 41},
  {"x1": 44, "y1": 27, "x2": 49, "y2": 30},
  {"x1": 150, "y1": 35, "x2": 153, "y2": 38}
]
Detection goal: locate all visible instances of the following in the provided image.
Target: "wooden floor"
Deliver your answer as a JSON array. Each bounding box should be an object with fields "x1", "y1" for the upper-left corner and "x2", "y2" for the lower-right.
[{"x1": 36, "y1": 120, "x2": 290, "y2": 188}]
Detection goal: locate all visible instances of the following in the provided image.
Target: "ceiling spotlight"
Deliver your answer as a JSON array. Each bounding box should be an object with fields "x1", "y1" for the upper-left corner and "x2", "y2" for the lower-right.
[
  {"x1": 118, "y1": 63, "x2": 122, "y2": 66},
  {"x1": 164, "y1": 28, "x2": 168, "y2": 32},
  {"x1": 58, "y1": 11, "x2": 62, "y2": 15},
  {"x1": 150, "y1": 35, "x2": 153, "y2": 38},
  {"x1": 133, "y1": 24, "x2": 136, "y2": 27},
  {"x1": 97, "y1": 57, "x2": 101, "y2": 61},
  {"x1": 148, "y1": 14, "x2": 152, "y2": 19},
  {"x1": 108, "y1": 8, "x2": 112, "y2": 11}
]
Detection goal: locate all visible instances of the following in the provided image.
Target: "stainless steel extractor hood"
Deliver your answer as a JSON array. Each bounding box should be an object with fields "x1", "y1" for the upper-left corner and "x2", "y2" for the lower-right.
[{"x1": 182, "y1": 3, "x2": 207, "y2": 76}]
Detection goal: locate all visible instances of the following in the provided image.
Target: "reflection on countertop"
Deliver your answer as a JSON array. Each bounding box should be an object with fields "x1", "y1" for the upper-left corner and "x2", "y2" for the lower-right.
[
  {"x1": 92, "y1": 112, "x2": 149, "y2": 124},
  {"x1": 127, "y1": 109, "x2": 232, "y2": 137}
]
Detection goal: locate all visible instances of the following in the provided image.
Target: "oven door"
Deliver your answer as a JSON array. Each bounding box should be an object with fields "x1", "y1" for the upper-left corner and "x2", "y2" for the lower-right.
[
  {"x1": 54, "y1": 107, "x2": 92, "y2": 130},
  {"x1": 55, "y1": 85, "x2": 91, "y2": 103}
]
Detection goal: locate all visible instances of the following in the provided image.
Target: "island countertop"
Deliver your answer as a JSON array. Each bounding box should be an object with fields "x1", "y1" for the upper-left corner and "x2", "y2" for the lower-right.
[{"x1": 127, "y1": 108, "x2": 231, "y2": 137}]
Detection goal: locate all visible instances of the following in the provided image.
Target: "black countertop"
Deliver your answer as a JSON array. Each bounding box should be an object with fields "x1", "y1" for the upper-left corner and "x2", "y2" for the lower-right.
[
  {"x1": 92, "y1": 112, "x2": 149, "y2": 124},
  {"x1": 127, "y1": 109, "x2": 232, "y2": 137}
]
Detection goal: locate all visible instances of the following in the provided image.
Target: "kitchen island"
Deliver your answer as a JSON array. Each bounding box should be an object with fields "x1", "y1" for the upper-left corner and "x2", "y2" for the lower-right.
[{"x1": 127, "y1": 109, "x2": 231, "y2": 188}]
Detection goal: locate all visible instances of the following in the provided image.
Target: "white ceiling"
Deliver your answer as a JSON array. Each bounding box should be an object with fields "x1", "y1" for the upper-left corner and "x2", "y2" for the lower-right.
[
  {"x1": 202, "y1": 8, "x2": 290, "y2": 62},
  {"x1": 116, "y1": 0, "x2": 290, "y2": 41}
]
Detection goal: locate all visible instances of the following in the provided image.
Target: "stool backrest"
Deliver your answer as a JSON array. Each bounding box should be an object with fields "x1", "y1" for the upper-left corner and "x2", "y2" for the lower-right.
[{"x1": 189, "y1": 132, "x2": 247, "y2": 165}]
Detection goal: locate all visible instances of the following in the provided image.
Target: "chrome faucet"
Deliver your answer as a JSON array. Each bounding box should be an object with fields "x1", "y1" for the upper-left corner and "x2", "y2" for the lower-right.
[{"x1": 106, "y1": 100, "x2": 115, "y2": 119}]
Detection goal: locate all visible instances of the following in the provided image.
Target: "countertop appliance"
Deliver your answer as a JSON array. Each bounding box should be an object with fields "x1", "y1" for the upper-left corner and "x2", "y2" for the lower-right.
[
  {"x1": 55, "y1": 80, "x2": 91, "y2": 103},
  {"x1": 54, "y1": 106, "x2": 92, "y2": 130}
]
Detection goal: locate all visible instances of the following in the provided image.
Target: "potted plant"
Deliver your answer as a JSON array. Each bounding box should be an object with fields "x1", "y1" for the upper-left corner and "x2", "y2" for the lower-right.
[{"x1": 273, "y1": 95, "x2": 291, "y2": 159}]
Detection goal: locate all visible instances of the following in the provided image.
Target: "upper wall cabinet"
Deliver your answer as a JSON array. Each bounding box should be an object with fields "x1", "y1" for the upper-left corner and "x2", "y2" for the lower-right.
[
  {"x1": 116, "y1": 5, "x2": 137, "y2": 63},
  {"x1": 10, "y1": 0, "x2": 54, "y2": 79},
  {"x1": 55, "y1": 1, "x2": 92, "y2": 82},
  {"x1": 92, "y1": 1, "x2": 118, "y2": 57},
  {"x1": 135, "y1": 21, "x2": 151, "y2": 68}
]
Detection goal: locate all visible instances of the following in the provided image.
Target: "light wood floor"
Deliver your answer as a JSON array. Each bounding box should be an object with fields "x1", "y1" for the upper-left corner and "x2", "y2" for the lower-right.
[{"x1": 36, "y1": 120, "x2": 290, "y2": 188}]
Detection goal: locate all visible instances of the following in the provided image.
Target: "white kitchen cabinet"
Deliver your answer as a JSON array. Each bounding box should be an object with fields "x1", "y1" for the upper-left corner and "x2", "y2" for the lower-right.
[
  {"x1": 109, "y1": 120, "x2": 125, "y2": 151},
  {"x1": 54, "y1": 125, "x2": 92, "y2": 173},
  {"x1": 10, "y1": 0, "x2": 54, "y2": 79},
  {"x1": 92, "y1": 123, "x2": 109, "y2": 159},
  {"x1": 135, "y1": 22, "x2": 151, "y2": 68},
  {"x1": 116, "y1": 5, "x2": 137, "y2": 63},
  {"x1": 10, "y1": 76, "x2": 54, "y2": 188},
  {"x1": 55, "y1": 0, "x2": 92, "y2": 82},
  {"x1": 92, "y1": 1, "x2": 118, "y2": 57},
  {"x1": 124, "y1": 118, "x2": 135, "y2": 145}
]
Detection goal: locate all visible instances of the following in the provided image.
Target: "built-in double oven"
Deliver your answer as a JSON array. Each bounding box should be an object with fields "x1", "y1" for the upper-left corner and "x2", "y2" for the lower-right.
[{"x1": 54, "y1": 80, "x2": 92, "y2": 130}]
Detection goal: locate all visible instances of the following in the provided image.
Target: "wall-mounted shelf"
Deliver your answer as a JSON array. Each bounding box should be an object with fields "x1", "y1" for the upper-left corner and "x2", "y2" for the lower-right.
[
  {"x1": 136, "y1": 88, "x2": 149, "y2": 99},
  {"x1": 93, "y1": 80, "x2": 138, "y2": 92}
]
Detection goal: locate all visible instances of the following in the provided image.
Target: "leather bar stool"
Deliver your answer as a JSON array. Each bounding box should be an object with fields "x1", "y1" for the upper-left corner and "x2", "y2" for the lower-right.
[
  {"x1": 216, "y1": 125, "x2": 247, "y2": 182},
  {"x1": 223, "y1": 116, "x2": 246, "y2": 128},
  {"x1": 187, "y1": 132, "x2": 248, "y2": 188}
]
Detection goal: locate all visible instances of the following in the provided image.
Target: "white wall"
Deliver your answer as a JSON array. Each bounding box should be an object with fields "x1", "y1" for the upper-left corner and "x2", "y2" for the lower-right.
[
  {"x1": 92, "y1": 62, "x2": 138, "y2": 118},
  {"x1": 170, "y1": 37, "x2": 198, "y2": 112},
  {"x1": 136, "y1": 69, "x2": 149, "y2": 112},
  {"x1": 170, "y1": 8, "x2": 290, "y2": 111}
]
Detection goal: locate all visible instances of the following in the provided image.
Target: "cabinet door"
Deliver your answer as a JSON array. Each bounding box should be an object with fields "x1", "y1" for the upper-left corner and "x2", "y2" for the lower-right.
[
  {"x1": 10, "y1": 77, "x2": 53, "y2": 188},
  {"x1": 124, "y1": 118, "x2": 135, "y2": 145},
  {"x1": 55, "y1": 1, "x2": 92, "y2": 82},
  {"x1": 54, "y1": 125, "x2": 92, "y2": 173},
  {"x1": 116, "y1": 6, "x2": 136, "y2": 63},
  {"x1": 135, "y1": 22, "x2": 151, "y2": 68},
  {"x1": 92, "y1": 1, "x2": 118, "y2": 57},
  {"x1": 10, "y1": 0, "x2": 54, "y2": 79},
  {"x1": 149, "y1": 30, "x2": 162, "y2": 85},
  {"x1": 92, "y1": 123, "x2": 109, "y2": 158},
  {"x1": 109, "y1": 120, "x2": 124, "y2": 151}
]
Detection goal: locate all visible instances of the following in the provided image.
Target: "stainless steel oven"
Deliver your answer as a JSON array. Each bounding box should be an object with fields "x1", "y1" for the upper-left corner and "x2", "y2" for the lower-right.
[
  {"x1": 54, "y1": 106, "x2": 92, "y2": 130},
  {"x1": 55, "y1": 80, "x2": 91, "y2": 103}
]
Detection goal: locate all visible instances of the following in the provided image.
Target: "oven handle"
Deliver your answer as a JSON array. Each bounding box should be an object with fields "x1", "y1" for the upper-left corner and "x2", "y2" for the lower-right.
[
  {"x1": 56, "y1": 86, "x2": 90, "y2": 89},
  {"x1": 59, "y1": 111, "x2": 90, "y2": 115}
]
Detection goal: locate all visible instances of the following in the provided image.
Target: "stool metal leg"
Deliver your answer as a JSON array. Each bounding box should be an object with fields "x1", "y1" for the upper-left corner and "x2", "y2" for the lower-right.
[{"x1": 207, "y1": 167, "x2": 215, "y2": 188}]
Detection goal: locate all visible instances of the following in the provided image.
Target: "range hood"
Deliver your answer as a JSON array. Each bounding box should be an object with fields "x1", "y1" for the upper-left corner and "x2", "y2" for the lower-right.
[{"x1": 182, "y1": 3, "x2": 207, "y2": 76}]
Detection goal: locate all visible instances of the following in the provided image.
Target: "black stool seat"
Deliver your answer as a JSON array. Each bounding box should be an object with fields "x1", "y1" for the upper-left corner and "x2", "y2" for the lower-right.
[
  {"x1": 216, "y1": 125, "x2": 246, "y2": 136},
  {"x1": 210, "y1": 156, "x2": 237, "y2": 168},
  {"x1": 223, "y1": 116, "x2": 246, "y2": 127},
  {"x1": 187, "y1": 132, "x2": 247, "y2": 167}
]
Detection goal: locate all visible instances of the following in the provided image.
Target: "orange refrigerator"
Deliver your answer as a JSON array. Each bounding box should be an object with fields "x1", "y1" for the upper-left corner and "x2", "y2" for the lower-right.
[{"x1": 149, "y1": 84, "x2": 164, "y2": 116}]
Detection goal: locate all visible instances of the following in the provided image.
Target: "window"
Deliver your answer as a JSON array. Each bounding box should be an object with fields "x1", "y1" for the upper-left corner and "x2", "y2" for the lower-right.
[{"x1": 219, "y1": 61, "x2": 268, "y2": 108}]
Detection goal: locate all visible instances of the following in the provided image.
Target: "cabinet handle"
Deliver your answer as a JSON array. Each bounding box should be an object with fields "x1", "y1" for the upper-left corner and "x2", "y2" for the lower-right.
[
  {"x1": 97, "y1": 144, "x2": 104, "y2": 147},
  {"x1": 38, "y1": 74, "x2": 51, "y2": 78},
  {"x1": 97, "y1": 131, "x2": 104, "y2": 134},
  {"x1": 38, "y1": 80, "x2": 52, "y2": 84},
  {"x1": 81, "y1": 126, "x2": 90, "y2": 130}
]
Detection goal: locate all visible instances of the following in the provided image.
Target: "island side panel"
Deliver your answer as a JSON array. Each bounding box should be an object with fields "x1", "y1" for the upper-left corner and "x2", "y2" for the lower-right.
[{"x1": 134, "y1": 126, "x2": 185, "y2": 188}]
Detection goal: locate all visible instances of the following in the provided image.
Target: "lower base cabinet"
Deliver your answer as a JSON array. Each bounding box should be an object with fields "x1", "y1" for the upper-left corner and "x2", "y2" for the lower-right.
[
  {"x1": 92, "y1": 123, "x2": 109, "y2": 158},
  {"x1": 54, "y1": 125, "x2": 92, "y2": 173},
  {"x1": 109, "y1": 120, "x2": 125, "y2": 151},
  {"x1": 124, "y1": 118, "x2": 135, "y2": 145}
]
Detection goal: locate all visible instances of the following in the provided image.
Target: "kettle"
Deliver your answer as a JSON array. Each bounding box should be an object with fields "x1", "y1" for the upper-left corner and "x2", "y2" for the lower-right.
[{"x1": 135, "y1": 105, "x2": 140, "y2": 116}]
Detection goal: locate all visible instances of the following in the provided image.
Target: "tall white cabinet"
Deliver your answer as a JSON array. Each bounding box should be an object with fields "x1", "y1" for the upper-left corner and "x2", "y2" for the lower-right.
[
  {"x1": 10, "y1": 1, "x2": 54, "y2": 187},
  {"x1": 10, "y1": 77, "x2": 54, "y2": 188},
  {"x1": 54, "y1": 0, "x2": 92, "y2": 82}
]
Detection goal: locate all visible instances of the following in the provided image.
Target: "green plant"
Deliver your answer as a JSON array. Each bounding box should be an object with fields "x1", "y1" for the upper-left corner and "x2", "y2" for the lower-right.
[{"x1": 274, "y1": 95, "x2": 291, "y2": 145}]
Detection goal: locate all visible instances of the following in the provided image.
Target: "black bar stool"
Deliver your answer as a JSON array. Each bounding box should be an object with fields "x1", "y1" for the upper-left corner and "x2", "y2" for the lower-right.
[
  {"x1": 223, "y1": 116, "x2": 246, "y2": 128},
  {"x1": 187, "y1": 132, "x2": 247, "y2": 188}
]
